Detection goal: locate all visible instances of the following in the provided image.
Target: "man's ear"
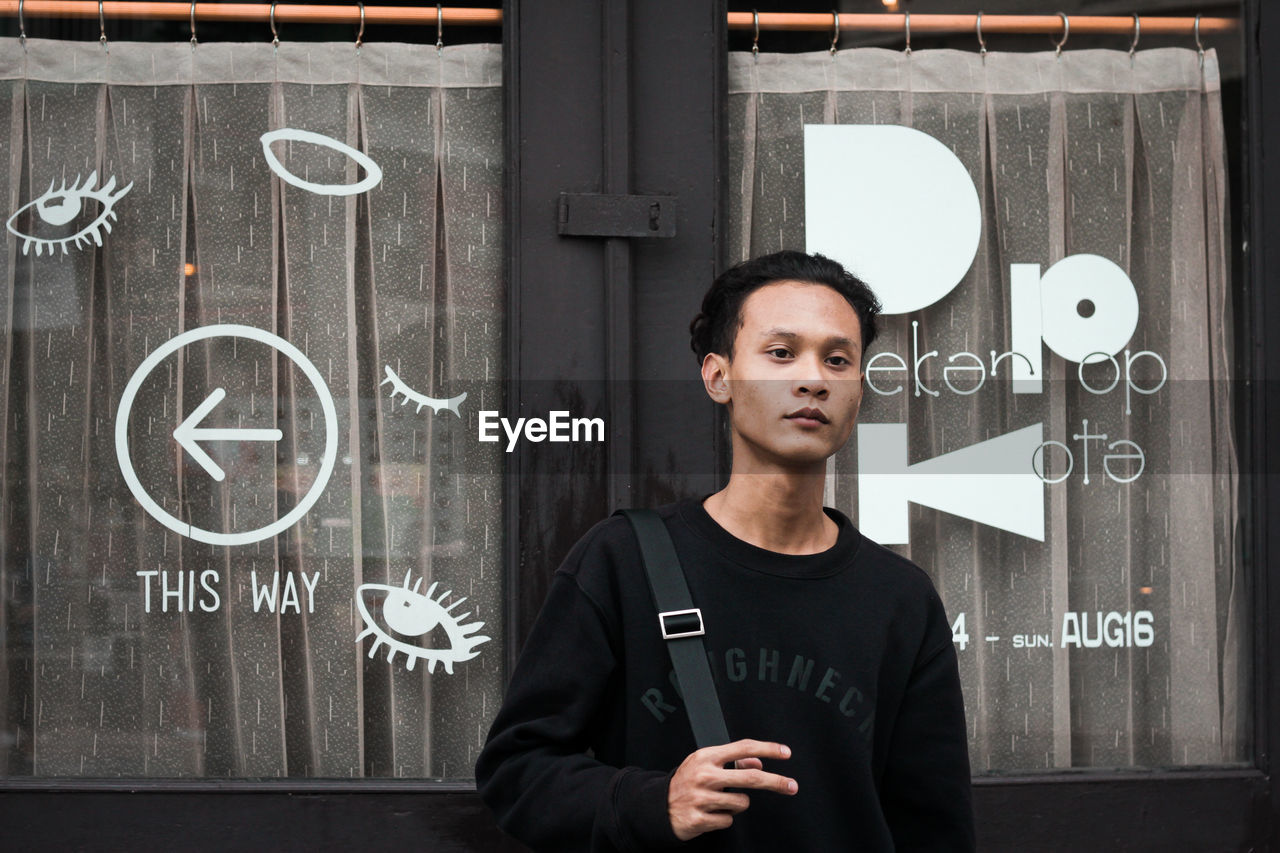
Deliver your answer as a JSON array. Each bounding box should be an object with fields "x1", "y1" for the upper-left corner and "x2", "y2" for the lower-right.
[{"x1": 701, "y1": 352, "x2": 732, "y2": 404}]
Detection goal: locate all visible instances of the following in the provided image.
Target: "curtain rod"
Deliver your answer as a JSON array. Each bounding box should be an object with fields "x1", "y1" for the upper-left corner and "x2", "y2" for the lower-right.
[
  {"x1": 0, "y1": 3, "x2": 500, "y2": 26},
  {"x1": 731, "y1": 12, "x2": 1236, "y2": 37},
  {"x1": 0, "y1": 3, "x2": 1239, "y2": 37}
]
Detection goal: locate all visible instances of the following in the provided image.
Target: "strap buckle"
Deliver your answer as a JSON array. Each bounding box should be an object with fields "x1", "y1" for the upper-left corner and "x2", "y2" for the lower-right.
[{"x1": 659, "y1": 608, "x2": 705, "y2": 640}]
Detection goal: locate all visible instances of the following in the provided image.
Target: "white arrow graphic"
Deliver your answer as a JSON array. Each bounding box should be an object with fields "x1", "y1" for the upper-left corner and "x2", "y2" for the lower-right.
[
  {"x1": 857, "y1": 422, "x2": 1046, "y2": 545},
  {"x1": 173, "y1": 387, "x2": 283, "y2": 482}
]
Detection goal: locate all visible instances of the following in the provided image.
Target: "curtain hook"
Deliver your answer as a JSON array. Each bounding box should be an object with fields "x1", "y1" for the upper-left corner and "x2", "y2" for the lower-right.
[
  {"x1": 98, "y1": 0, "x2": 108, "y2": 51},
  {"x1": 903, "y1": 11, "x2": 911, "y2": 56},
  {"x1": 976, "y1": 11, "x2": 986, "y2": 60},
  {"x1": 190, "y1": 1, "x2": 198, "y2": 49},
  {"x1": 356, "y1": 1, "x2": 365, "y2": 50},
  {"x1": 1194, "y1": 14, "x2": 1204, "y2": 68},
  {"x1": 18, "y1": 0, "x2": 25, "y2": 51},
  {"x1": 270, "y1": 1, "x2": 279, "y2": 50},
  {"x1": 1054, "y1": 12, "x2": 1069, "y2": 58},
  {"x1": 436, "y1": 4, "x2": 444, "y2": 52},
  {"x1": 829, "y1": 11, "x2": 839, "y2": 56},
  {"x1": 752, "y1": 10, "x2": 760, "y2": 59},
  {"x1": 1128, "y1": 14, "x2": 1139, "y2": 63}
]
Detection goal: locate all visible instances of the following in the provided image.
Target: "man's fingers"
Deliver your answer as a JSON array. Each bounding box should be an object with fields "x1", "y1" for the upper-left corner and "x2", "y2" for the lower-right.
[
  {"x1": 671, "y1": 742, "x2": 793, "y2": 842},
  {"x1": 702, "y1": 791, "x2": 751, "y2": 814},
  {"x1": 699, "y1": 740, "x2": 797, "y2": 795},
  {"x1": 705, "y1": 738, "x2": 791, "y2": 766},
  {"x1": 723, "y1": 767, "x2": 798, "y2": 795},
  {"x1": 696, "y1": 812, "x2": 735, "y2": 834}
]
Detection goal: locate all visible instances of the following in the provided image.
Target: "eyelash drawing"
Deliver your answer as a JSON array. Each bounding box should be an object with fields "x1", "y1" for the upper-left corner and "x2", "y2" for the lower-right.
[
  {"x1": 356, "y1": 571, "x2": 491, "y2": 674},
  {"x1": 381, "y1": 364, "x2": 467, "y2": 417},
  {"x1": 7, "y1": 171, "x2": 133, "y2": 256}
]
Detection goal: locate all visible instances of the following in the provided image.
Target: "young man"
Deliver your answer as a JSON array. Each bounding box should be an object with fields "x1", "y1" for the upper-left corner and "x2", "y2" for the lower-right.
[{"x1": 476, "y1": 251, "x2": 974, "y2": 851}]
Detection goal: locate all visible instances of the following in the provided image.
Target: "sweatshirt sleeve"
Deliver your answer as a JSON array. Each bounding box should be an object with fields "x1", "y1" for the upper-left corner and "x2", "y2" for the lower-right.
[
  {"x1": 879, "y1": 594, "x2": 976, "y2": 852},
  {"x1": 475, "y1": 570, "x2": 684, "y2": 852}
]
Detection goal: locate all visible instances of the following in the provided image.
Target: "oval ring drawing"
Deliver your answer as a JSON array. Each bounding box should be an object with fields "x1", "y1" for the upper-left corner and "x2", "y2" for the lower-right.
[{"x1": 260, "y1": 128, "x2": 383, "y2": 197}]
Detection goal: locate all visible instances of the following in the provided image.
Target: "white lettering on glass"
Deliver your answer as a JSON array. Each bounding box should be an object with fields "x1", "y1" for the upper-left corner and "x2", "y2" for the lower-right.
[
  {"x1": 136, "y1": 569, "x2": 221, "y2": 613},
  {"x1": 251, "y1": 570, "x2": 319, "y2": 614},
  {"x1": 804, "y1": 124, "x2": 982, "y2": 315}
]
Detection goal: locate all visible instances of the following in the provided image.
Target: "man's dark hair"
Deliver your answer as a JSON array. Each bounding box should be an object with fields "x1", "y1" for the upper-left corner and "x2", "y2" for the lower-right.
[{"x1": 689, "y1": 250, "x2": 881, "y2": 364}]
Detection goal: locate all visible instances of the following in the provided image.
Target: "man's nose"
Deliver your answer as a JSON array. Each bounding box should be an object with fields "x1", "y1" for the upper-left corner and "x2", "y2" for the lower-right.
[
  {"x1": 794, "y1": 355, "x2": 830, "y2": 398},
  {"x1": 795, "y1": 380, "x2": 829, "y2": 399}
]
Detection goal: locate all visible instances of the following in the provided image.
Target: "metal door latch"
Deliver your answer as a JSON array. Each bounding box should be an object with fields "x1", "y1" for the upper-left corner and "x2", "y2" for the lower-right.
[{"x1": 557, "y1": 193, "x2": 677, "y2": 238}]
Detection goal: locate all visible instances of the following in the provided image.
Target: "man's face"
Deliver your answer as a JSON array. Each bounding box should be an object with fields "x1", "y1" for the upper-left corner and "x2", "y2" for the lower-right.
[{"x1": 701, "y1": 280, "x2": 864, "y2": 471}]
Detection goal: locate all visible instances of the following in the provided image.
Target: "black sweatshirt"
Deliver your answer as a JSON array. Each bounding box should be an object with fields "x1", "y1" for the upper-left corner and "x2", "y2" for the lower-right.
[{"x1": 475, "y1": 497, "x2": 975, "y2": 852}]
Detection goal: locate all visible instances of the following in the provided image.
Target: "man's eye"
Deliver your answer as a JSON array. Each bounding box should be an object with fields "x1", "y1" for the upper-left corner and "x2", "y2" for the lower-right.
[
  {"x1": 768, "y1": 348, "x2": 793, "y2": 359},
  {"x1": 827, "y1": 355, "x2": 850, "y2": 367}
]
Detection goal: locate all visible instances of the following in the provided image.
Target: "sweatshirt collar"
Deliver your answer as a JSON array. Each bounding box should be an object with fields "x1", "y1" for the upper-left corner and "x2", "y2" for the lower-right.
[{"x1": 678, "y1": 495, "x2": 861, "y2": 579}]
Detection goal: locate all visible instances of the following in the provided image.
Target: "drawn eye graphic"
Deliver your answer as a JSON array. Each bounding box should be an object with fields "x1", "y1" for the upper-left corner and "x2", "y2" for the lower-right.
[
  {"x1": 356, "y1": 571, "x2": 490, "y2": 674},
  {"x1": 260, "y1": 128, "x2": 383, "y2": 197},
  {"x1": 7, "y1": 171, "x2": 133, "y2": 256},
  {"x1": 381, "y1": 364, "x2": 467, "y2": 417}
]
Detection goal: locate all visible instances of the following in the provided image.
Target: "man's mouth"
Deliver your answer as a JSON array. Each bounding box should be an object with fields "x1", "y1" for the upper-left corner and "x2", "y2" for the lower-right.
[{"x1": 785, "y1": 407, "x2": 829, "y2": 424}]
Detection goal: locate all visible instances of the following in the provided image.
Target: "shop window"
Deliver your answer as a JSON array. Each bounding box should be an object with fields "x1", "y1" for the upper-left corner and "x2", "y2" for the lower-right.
[
  {"x1": 726, "y1": 9, "x2": 1247, "y2": 771},
  {"x1": 0, "y1": 39, "x2": 504, "y2": 779}
]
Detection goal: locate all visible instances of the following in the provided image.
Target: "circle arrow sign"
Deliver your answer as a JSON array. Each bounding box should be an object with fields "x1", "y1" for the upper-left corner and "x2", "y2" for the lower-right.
[{"x1": 114, "y1": 324, "x2": 338, "y2": 547}]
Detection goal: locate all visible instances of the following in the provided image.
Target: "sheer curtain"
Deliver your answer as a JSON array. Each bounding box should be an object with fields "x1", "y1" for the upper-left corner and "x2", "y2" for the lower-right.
[
  {"x1": 728, "y1": 47, "x2": 1243, "y2": 771},
  {"x1": 0, "y1": 38, "x2": 503, "y2": 778}
]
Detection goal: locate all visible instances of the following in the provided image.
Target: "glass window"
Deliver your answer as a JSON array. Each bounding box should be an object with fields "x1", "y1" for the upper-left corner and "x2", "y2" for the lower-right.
[
  {"x1": 726, "y1": 2, "x2": 1248, "y2": 772},
  {"x1": 0, "y1": 38, "x2": 503, "y2": 779}
]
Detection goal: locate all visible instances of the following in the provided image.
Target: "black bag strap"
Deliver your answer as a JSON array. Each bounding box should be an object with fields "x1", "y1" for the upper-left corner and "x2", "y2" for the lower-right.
[{"x1": 616, "y1": 508, "x2": 730, "y2": 749}]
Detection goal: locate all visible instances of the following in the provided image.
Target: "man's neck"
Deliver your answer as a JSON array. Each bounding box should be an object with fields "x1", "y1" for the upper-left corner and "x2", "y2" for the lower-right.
[{"x1": 703, "y1": 469, "x2": 836, "y2": 555}]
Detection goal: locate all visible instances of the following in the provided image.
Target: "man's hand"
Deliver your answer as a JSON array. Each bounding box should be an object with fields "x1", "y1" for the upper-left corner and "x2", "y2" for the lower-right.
[{"x1": 667, "y1": 739, "x2": 797, "y2": 842}]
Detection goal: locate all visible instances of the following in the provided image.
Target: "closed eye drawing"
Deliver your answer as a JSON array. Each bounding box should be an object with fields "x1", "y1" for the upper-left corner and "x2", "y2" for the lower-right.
[
  {"x1": 356, "y1": 571, "x2": 490, "y2": 674},
  {"x1": 7, "y1": 171, "x2": 133, "y2": 256},
  {"x1": 381, "y1": 364, "x2": 467, "y2": 416}
]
